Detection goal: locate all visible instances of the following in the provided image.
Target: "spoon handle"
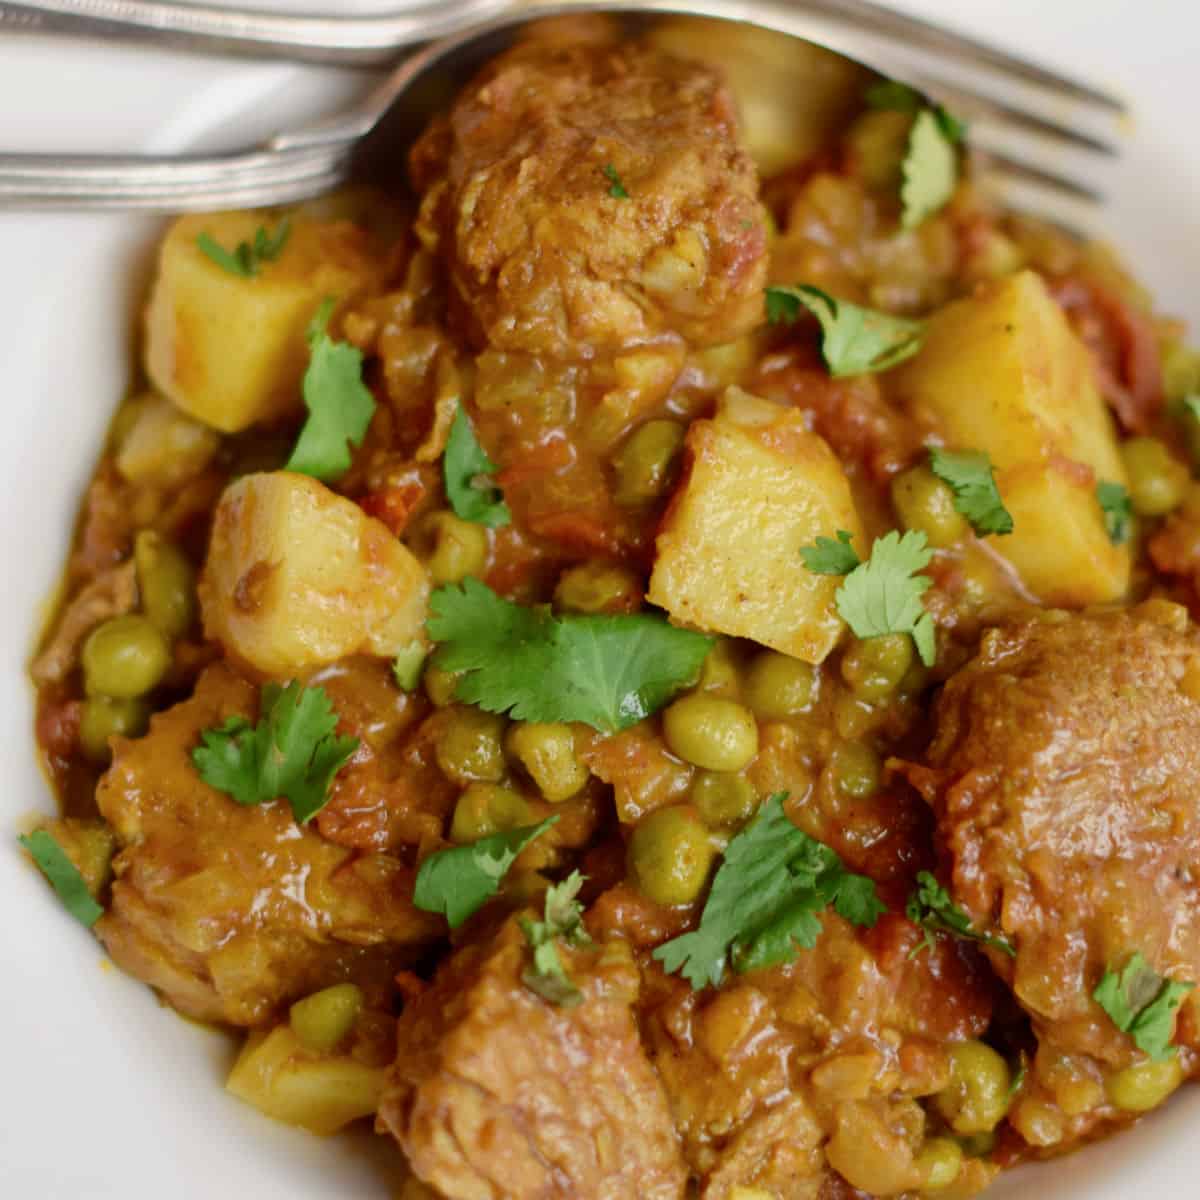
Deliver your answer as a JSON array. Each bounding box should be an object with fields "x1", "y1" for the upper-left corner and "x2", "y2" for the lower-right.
[{"x1": 0, "y1": 0, "x2": 508, "y2": 66}]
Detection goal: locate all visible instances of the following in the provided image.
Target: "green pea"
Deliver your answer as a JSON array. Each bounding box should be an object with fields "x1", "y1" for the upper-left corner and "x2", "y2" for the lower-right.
[
  {"x1": 841, "y1": 634, "x2": 914, "y2": 702},
  {"x1": 553, "y1": 562, "x2": 641, "y2": 614},
  {"x1": 613, "y1": 420, "x2": 686, "y2": 506},
  {"x1": 892, "y1": 465, "x2": 969, "y2": 549},
  {"x1": 421, "y1": 510, "x2": 488, "y2": 585},
  {"x1": 1121, "y1": 436, "x2": 1189, "y2": 517},
  {"x1": 1105, "y1": 1057, "x2": 1183, "y2": 1113},
  {"x1": 934, "y1": 1041, "x2": 1012, "y2": 1134},
  {"x1": 628, "y1": 806, "x2": 716, "y2": 906},
  {"x1": 423, "y1": 662, "x2": 462, "y2": 708},
  {"x1": 742, "y1": 651, "x2": 816, "y2": 718},
  {"x1": 662, "y1": 694, "x2": 759, "y2": 772},
  {"x1": 845, "y1": 109, "x2": 912, "y2": 191},
  {"x1": 690, "y1": 771, "x2": 758, "y2": 828},
  {"x1": 81, "y1": 614, "x2": 171, "y2": 699},
  {"x1": 289, "y1": 983, "x2": 363, "y2": 1054},
  {"x1": 915, "y1": 1136, "x2": 963, "y2": 1191},
  {"x1": 435, "y1": 707, "x2": 507, "y2": 786},
  {"x1": 450, "y1": 783, "x2": 533, "y2": 843},
  {"x1": 506, "y1": 722, "x2": 589, "y2": 803},
  {"x1": 831, "y1": 741, "x2": 882, "y2": 799},
  {"x1": 79, "y1": 695, "x2": 150, "y2": 762},
  {"x1": 134, "y1": 530, "x2": 197, "y2": 640},
  {"x1": 696, "y1": 638, "x2": 743, "y2": 699}
]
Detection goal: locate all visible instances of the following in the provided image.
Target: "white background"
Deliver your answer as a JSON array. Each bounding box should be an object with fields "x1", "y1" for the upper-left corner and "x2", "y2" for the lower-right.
[{"x1": 0, "y1": 1, "x2": 1197, "y2": 1197}]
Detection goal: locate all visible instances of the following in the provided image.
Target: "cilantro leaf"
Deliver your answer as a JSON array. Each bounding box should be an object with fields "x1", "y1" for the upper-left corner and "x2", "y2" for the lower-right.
[
  {"x1": 1097, "y1": 480, "x2": 1133, "y2": 546},
  {"x1": 902, "y1": 108, "x2": 960, "y2": 229},
  {"x1": 905, "y1": 870, "x2": 1015, "y2": 959},
  {"x1": 653, "y1": 794, "x2": 885, "y2": 990},
  {"x1": 392, "y1": 642, "x2": 426, "y2": 692},
  {"x1": 520, "y1": 870, "x2": 593, "y2": 1006},
  {"x1": 1093, "y1": 952, "x2": 1195, "y2": 1061},
  {"x1": 602, "y1": 163, "x2": 629, "y2": 199},
  {"x1": 444, "y1": 404, "x2": 510, "y2": 528},
  {"x1": 799, "y1": 530, "x2": 862, "y2": 575},
  {"x1": 19, "y1": 830, "x2": 103, "y2": 928},
  {"x1": 414, "y1": 816, "x2": 558, "y2": 929},
  {"x1": 285, "y1": 299, "x2": 376, "y2": 481},
  {"x1": 820, "y1": 530, "x2": 936, "y2": 667},
  {"x1": 195, "y1": 217, "x2": 291, "y2": 279},
  {"x1": 192, "y1": 681, "x2": 359, "y2": 824},
  {"x1": 427, "y1": 578, "x2": 713, "y2": 733},
  {"x1": 929, "y1": 448, "x2": 1014, "y2": 536},
  {"x1": 765, "y1": 285, "x2": 925, "y2": 377}
]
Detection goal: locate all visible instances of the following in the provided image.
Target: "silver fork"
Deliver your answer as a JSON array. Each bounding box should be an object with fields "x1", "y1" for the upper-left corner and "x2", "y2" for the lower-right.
[{"x1": 0, "y1": 0, "x2": 1128, "y2": 220}]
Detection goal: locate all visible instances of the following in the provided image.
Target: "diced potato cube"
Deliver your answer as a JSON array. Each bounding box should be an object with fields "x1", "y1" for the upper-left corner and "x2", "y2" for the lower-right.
[
  {"x1": 114, "y1": 393, "x2": 219, "y2": 488},
  {"x1": 144, "y1": 211, "x2": 376, "y2": 433},
  {"x1": 648, "y1": 388, "x2": 864, "y2": 663},
  {"x1": 199, "y1": 472, "x2": 429, "y2": 677},
  {"x1": 226, "y1": 1024, "x2": 385, "y2": 1136},
  {"x1": 894, "y1": 270, "x2": 1130, "y2": 605}
]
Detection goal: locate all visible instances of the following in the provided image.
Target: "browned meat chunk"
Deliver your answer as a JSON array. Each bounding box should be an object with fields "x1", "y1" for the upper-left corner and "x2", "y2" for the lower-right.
[
  {"x1": 378, "y1": 920, "x2": 688, "y2": 1200},
  {"x1": 95, "y1": 663, "x2": 441, "y2": 1026},
  {"x1": 642, "y1": 910, "x2": 994, "y2": 1198},
  {"x1": 914, "y1": 608, "x2": 1200, "y2": 1069},
  {"x1": 410, "y1": 39, "x2": 768, "y2": 360}
]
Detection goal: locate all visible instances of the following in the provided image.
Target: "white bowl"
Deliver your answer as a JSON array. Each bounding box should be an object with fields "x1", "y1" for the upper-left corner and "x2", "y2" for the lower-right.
[{"x1": 1, "y1": 1, "x2": 1197, "y2": 1196}]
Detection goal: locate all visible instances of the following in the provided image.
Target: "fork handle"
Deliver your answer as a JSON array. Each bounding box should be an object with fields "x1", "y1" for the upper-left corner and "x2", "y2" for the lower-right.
[{"x1": 0, "y1": 0, "x2": 508, "y2": 66}]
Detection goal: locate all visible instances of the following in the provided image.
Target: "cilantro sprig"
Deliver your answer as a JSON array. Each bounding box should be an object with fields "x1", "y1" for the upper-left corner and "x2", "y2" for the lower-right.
[
  {"x1": 414, "y1": 817, "x2": 558, "y2": 929},
  {"x1": 653, "y1": 794, "x2": 885, "y2": 990},
  {"x1": 444, "y1": 404, "x2": 510, "y2": 528},
  {"x1": 766, "y1": 285, "x2": 925, "y2": 377},
  {"x1": 285, "y1": 299, "x2": 376, "y2": 482},
  {"x1": 192, "y1": 681, "x2": 359, "y2": 825},
  {"x1": 391, "y1": 642, "x2": 426, "y2": 692},
  {"x1": 929, "y1": 448, "x2": 1014, "y2": 537},
  {"x1": 520, "y1": 871, "x2": 593, "y2": 1006},
  {"x1": 802, "y1": 529, "x2": 937, "y2": 667},
  {"x1": 800, "y1": 530, "x2": 861, "y2": 575},
  {"x1": 601, "y1": 163, "x2": 629, "y2": 199},
  {"x1": 1093, "y1": 952, "x2": 1195, "y2": 1061},
  {"x1": 906, "y1": 870, "x2": 1015, "y2": 959},
  {"x1": 426, "y1": 578, "x2": 713, "y2": 733},
  {"x1": 1097, "y1": 480, "x2": 1133, "y2": 546},
  {"x1": 19, "y1": 830, "x2": 103, "y2": 928},
  {"x1": 195, "y1": 218, "x2": 291, "y2": 279}
]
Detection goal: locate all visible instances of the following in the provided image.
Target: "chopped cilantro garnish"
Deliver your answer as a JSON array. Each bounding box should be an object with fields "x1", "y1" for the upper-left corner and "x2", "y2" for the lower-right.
[
  {"x1": 520, "y1": 870, "x2": 592, "y2": 1006},
  {"x1": 413, "y1": 816, "x2": 558, "y2": 929},
  {"x1": 799, "y1": 530, "x2": 862, "y2": 576},
  {"x1": 1093, "y1": 952, "x2": 1195, "y2": 1061},
  {"x1": 928, "y1": 448, "x2": 1014, "y2": 536},
  {"x1": 905, "y1": 870, "x2": 1015, "y2": 959},
  {"x1": 802, "y1": 529, "x2": 936, "y2": 667},
  {"x1": 1097, "y1": 480, "x2": 1133, "y2": 545},
  {"x1": 391, "y1": 642, "x2": 426, "y2": 692},
  {"x1": 901, "y1": 108, "x2": 961, "y2": 229},
  {"x1": 191, "y1": 681, "x2": 359, "y2": 825},
  {"x1": 426, "y1": 578, "x2": 713, "y2": 733},
  {"x1": 19, "y1": 830, "x2": 103, "y2": 928},
  {"x1": 444, "y1": 404, "x2": 510, "y2": 528},
  {"x1": 765, "y1": 285, "x2": 925, "y2": 377},
  {"x1": 284, "y1": 299, "x2": 376, "y2": 482},
  {"x1": 653, "y1": 794, "x2": 885, "y2": 990},
  {"x1": 195, "y1": 217, "x2": 291, "y2": 278},
  {"x1": 601, "y1": 163, "x2": 629, "y2": 199}
]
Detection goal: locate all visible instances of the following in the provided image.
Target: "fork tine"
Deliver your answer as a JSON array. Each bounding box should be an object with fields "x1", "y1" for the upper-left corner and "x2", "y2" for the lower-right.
[
  {"x1": 976, "y1": 149, "x2": 1107, "y2": 205},
  {"x1": 800, "y1": 0, "x2": 1126, "y2": 114},
  {"x1": 913, "y1": 74, "x2": 1120, "y2": 157}
]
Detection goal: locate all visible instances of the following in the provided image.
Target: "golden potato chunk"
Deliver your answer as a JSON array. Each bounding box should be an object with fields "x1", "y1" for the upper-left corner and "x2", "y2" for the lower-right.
[
  {"x1": 200, "y1": 472, "x2": 429, "y2": 677},
  {"x1": 144, "y1": 211, "x2": 375, "y2": 433},
  {"x1": 648, "y1": 388, "x2": 864, "y2": 663},
  {"x1": 895, "y1": 270, "x2": 1130, "y2": 605}
]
